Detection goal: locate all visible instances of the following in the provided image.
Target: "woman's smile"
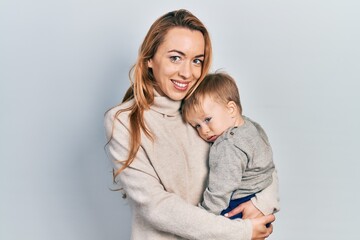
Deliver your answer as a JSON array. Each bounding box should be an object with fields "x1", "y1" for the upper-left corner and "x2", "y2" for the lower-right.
[{"x1": 171, "y1": 80, "x2": 190, "y2": 91}]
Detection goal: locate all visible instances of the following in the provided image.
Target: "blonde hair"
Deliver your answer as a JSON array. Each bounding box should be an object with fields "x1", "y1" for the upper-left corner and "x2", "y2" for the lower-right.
[
  {"x1": 107, "y1": 9, "x2": 213, "y2": 179},
  {"x1": 182, "y1": 72, "x2": 242, "y2": 122}
]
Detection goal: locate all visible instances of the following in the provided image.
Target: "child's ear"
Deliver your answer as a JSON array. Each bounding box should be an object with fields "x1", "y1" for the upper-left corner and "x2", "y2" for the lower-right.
[{"x1": 227, "y1": 101, "x2": 237, "y2": 116}]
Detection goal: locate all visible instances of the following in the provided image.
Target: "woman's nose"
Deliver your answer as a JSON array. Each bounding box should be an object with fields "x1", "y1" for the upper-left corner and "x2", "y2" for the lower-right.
[{"x1": 179, "y1": 61, "x2": 192, "y2": 79}]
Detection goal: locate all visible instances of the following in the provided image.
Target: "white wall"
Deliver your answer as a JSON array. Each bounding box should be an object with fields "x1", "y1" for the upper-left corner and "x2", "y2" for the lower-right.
[{"x1": 1, "y1": 1, "x2": 359, "y2": 239}]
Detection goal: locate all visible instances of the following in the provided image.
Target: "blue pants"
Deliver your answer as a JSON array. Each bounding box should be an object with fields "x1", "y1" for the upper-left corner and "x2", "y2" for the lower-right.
[{"x1": 220, "y1": 194, "x2": 256, "y2": 220}]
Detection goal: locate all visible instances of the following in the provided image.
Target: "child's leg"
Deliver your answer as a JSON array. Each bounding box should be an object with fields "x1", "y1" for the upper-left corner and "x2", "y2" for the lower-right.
[{"x1": 220, "y1": 194, "x2": 256, "y2": 220}]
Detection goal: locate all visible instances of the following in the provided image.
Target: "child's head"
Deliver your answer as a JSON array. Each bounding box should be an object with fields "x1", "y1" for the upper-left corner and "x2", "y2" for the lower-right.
[{"x1": 182, "y1": 72, "x2": 243, "y2": 142}]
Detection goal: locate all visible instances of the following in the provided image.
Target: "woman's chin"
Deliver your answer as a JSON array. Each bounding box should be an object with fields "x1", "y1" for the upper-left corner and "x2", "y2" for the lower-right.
[{"x1": 167, "y1": 91, "x2": 188, "y2": 101}]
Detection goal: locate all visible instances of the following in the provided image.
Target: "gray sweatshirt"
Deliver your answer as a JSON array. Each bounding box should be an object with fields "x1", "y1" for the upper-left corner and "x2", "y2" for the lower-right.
[{"x1": 201, "y1": 116, "x2": 276, "y2": 215}]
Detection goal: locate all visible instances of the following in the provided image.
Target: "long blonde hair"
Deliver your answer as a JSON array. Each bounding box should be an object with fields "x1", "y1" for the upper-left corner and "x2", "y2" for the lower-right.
[{"x1": 108, "y1": 9, "x2": 213, "y2": 179}]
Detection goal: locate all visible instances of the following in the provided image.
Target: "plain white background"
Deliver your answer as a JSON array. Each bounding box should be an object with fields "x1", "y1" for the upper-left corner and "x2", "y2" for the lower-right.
[{"x1": 1, "y1": 1, "x2": 359, "y2": 239}]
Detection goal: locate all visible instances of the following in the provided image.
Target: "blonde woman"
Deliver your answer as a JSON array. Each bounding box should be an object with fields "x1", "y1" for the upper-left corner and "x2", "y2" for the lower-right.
[{"x1": 105, "y1": 9, "x2": 279, "y2": 240}]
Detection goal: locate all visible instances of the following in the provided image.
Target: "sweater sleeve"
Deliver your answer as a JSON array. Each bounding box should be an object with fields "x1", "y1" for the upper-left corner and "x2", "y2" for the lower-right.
[
  {"x1": 201, "y1": 140, "x2": 247, "y2": 214},
  {"x1": 104, "y1": 111, "x2": 253, "y2": 240},
  {"x1": 251, "y1": 170, "x2": 280, "y2": 215},
  {"x1": 245, "y1": 117, "x2": 280, "y2": 215}
]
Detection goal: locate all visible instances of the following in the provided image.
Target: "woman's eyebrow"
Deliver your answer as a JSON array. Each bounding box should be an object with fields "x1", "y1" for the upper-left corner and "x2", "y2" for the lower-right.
[
  {"x1": 168, "y1": 49, "x2": 186, "y2": 56},
  {"x1": 195, "y1": 54, "x2": 205, "y2": 58},
  {"x1": 168, "y1": 49, "x2": 204, "y2": 58}
]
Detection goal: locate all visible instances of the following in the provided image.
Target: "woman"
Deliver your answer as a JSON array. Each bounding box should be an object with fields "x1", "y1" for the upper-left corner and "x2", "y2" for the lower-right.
[{"x1": 105, "y1": 9, "x2": 279, "y2": 240}]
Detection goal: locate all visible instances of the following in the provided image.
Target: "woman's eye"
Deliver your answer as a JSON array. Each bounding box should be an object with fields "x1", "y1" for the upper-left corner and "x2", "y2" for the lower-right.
[
  {"x1": 170, "y1": 56, "x2": 181, "y2": 62},
  {"x1": 204, "y1": 117, "x2": 211, "y2": 123},
  {"x1": 194, "y1": 124, "x2": 200, "y2": 129},
  {"x1": 193, "y1": 58, "x2": 203, "y2": 65}
]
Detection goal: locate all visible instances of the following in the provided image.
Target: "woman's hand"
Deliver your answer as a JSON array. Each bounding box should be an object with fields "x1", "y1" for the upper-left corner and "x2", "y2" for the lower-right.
[
  {"x1": 224, "y1": 200, "x2": 275, "y2": 239},
  {"x1": 225, "y1": 200, "x2": 264, "y2": 219},
  {"x1": 251, "y1": 214, "x2": 275, "y2": 240}
]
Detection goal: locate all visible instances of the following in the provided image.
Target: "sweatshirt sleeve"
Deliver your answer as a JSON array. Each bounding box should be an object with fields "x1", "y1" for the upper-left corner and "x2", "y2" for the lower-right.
[
  {"x1": 104, "y1": 110, "x2": 253, "y2": 240},
  {"x1": 201, "y1": 140, "x2": 247, "y2": 214},
  {"x1": 251, "y1": 170, "x2": 280, "y2": 215}
]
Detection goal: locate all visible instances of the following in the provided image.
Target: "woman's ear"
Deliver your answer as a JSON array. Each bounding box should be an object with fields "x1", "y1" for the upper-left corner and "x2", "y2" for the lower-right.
[{"x1": 147, "y1": 59, "x2": 153, "y2": 68}]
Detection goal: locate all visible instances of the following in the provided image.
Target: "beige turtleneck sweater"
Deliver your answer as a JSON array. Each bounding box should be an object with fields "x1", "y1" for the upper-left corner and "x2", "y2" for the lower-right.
[{"x1": 104, "y1": 93, "x2": 279, "y2": 240}]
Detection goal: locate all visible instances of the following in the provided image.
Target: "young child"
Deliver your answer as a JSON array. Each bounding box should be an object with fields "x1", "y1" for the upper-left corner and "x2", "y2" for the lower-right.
[{"x1": 182, "y1": 72, "x2": 277, "y2": 219}]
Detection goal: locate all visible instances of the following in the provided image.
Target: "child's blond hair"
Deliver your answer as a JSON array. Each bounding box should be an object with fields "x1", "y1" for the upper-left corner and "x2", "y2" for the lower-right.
[{"x1": 182, "y1": 72, "x2": 242, "y2": 122}]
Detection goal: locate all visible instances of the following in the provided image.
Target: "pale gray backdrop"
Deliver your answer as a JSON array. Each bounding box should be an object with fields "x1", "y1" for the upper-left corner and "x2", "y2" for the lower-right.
[{"x1": 1, "y1": 0, "x2": 359, "y2": 239}]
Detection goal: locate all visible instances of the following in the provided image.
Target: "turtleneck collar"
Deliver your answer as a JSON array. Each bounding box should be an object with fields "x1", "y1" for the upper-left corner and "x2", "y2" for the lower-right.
[{"x1": 150, "y1": 90, "x2": 182, "y2": 117}]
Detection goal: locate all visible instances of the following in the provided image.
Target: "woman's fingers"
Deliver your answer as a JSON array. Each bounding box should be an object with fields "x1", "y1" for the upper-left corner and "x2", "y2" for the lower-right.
[
  {"x1": 225, "y1": 200, "x2": 264, "y2": 219},
  {"x1": 251, "y1": 215, "x2": 275, "y2": 239},
  {"x1": 224, "y1": 203, "x2": 244, "y2": 218},
  {"x1": 264, "y1": 214, "x2": 275, "y2": 225}
]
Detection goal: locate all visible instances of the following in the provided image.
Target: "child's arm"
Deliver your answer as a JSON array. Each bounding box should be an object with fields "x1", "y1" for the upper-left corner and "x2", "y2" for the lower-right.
[
  {"x1": 201, "y1": 141, "x2": 247, "y2": 214},
  {"x1": 225, "y1": 170, "x2": 280, "y2": 218}
]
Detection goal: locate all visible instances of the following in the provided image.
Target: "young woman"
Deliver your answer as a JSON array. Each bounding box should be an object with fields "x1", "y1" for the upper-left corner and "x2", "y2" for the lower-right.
[{"x1": 105, "y1": 9, "x2": 279, "y2": 240}]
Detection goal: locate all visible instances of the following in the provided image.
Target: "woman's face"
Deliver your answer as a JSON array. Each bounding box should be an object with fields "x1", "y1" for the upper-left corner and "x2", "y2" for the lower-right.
[{"x1": 148, "y1": 27, "x2": 205, "y2": 101}]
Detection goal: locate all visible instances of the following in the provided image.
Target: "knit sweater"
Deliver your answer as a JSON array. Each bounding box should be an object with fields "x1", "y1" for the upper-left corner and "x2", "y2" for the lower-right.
[
  {"x1": 104, "y1": 92, "x2": 280, "y2": 240},
  {"x1": 201, "y1": 116, "x2": 275, "y2": 215}
]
